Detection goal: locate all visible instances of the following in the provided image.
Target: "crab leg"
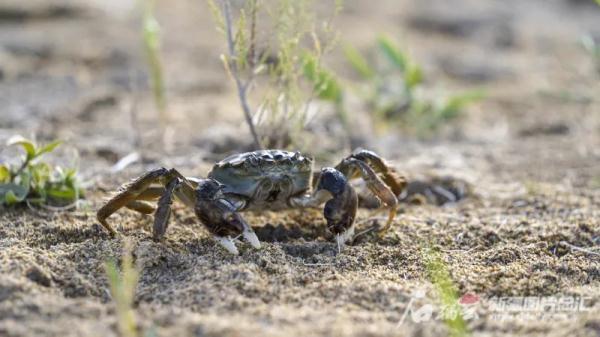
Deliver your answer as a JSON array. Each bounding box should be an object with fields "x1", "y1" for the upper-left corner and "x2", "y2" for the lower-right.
[
  {"x1": 152, "y1": 177, "x2": 183, "y2": 241},
  {"x1": 97, "y1": 168, "x2": 170, "y2": 235},
  {"x1": 122, "y1": 186, "x2": 170, "y2": 214},
  {"x1": 342, "y1": 150, "x2": 406, "y2": 196},
  {"x1": 288, "y1": 189, "x2": 332, "y2": 208},
  {"x1": 97, "y1": 168, "x2": 195, "y2": 237},
  {"x1": 125, "y1": 200, "x2": 156, "y2": 214},
  {"x1": 336, "y1": 158, "x2": 399, "y2": 235}
]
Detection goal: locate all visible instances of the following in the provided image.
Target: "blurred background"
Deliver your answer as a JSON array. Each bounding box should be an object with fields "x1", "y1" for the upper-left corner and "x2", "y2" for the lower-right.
[
  {"x1": 1, "y1": 0, "x2": 599, "y2": 188},
  {"x1": 1, "y1": 1, "x2": 600, "y2": 336}
]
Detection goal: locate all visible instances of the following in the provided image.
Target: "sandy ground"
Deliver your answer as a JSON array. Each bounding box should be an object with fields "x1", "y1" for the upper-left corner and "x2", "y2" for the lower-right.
[{"x1": 1, "y1": 0, "x2": 599, "y2": 336}]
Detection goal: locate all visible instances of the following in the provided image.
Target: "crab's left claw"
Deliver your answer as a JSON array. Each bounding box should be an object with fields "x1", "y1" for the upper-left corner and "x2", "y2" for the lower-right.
[
  {"x1": 243, "y1": 228, "x2": 261, "y2": 249},
  {"x1": 212, "y1": 216, "x2": 261, "y2": 255},
  {"x1": 225, "y1": 212, "x2": 261, "y2": 250},
  {"x1": 238, "y1": 216, "x2": 261, "y2": 249},
  {"x1": 195, "y1": 179, "x2": 261, "y2": 255}
]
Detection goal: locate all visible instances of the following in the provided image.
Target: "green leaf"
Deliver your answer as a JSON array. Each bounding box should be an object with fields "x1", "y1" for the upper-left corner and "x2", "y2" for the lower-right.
[
  {"x1": 30, "y1": 162, "x2": 52, "y2": 187},
  {"x1": 143, "y1": 12, "x2": 160, "y2": 51},
  {"x1": 36, "y1": 140, "x2": 62, "y2": 157},
  {"x1": 342, "y1": 43, "x2": 375, "y2": 79},
  {"x1": 377, "y1": 35, "x2": 407, "y2": 72},
  {"x1": 303, "y1": 54, "x2": 318, "y2": 81},
  {"x1": 63, "y1": 168, "x2": 78, "y2": 189},
  {"x1": 404, "y1": 64, "x2": 424, "y2": 89},
  {"x1": 7, "y1": 135, "x2": 37, "y2": 161},
  {"x1": 0, "y1": 183, "x2": 29, "y2": 205},
  {"x1": 0, "y1": 165, "x2": 10, "y2": 183},
  {"x1": 440, "y1": 90, "x2": 486, "y2": 119},
  {"x1": 303, "y1": 54, "x2": 343, "y2": 103},
  {"x1": 47, "y1": 186, "x2": 77, "y2": 201}
]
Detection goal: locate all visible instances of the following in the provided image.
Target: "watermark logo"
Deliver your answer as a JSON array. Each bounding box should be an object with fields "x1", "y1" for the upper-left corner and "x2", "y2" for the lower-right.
[
  {"x1": 487, "y1": 295, "x2": 593, "y2": 321},
  {"x1": 398, "y1": 289, "x2": 594, "y2": 325}
]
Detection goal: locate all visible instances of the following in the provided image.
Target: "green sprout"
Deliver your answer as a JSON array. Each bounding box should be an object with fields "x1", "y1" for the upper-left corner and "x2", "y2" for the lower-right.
[
  {"x1": 344, "y1": 35, "x2": 484, "y2": 136},
  {"x1": 141, "y1": 0, "x2": 167, "y2": 128},
  {"x1": 406, "y1": 90, "x2": 485, "y2": 136},
  {"x1": 0, "y1": 135, "x2": 83, "y2": 208},
  {"x1": 423, "y1": 247, "x2": 469, "y2": 337},
  {"x1": 105, "y1": 241, "x2": 140, "y2": 337},
  {"x1": 302, "y1": 53, "x2": 349, "y2": 132},
  {"x1": 581, "y1": 34, "x2": 600, "y2": 75}
]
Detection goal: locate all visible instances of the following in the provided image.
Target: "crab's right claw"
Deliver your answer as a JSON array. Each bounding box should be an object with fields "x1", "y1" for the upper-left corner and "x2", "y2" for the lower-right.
[
  {"x1": 318, "y1": 168, "x2": 359, "y2": 253},
  {"x1": 335, "y1": 225, "x2": 356, "y2": 253}
]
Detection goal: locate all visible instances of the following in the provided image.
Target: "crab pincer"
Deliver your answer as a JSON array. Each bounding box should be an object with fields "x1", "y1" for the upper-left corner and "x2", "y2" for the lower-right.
[
  {"x1": 318, "y1": 168, "x2": 359, "y2": 253},
  {"x1": 194, "y1": 179, "x2": 261, "y2": 255}
]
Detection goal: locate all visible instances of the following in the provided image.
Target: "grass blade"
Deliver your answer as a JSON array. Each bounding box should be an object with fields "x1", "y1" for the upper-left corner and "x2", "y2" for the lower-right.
[
  {"x1": 423, "y1": 248, "x2": 470, "y2": 337},
  {"x1": 105, "y1": 241, "x2": 139, "y2": 337},
  {"x1": 377, "y1": 35, "x2": 407, "y2": 71},
  {"x1": 342, "y1": 43, "x2": 375, "y2": 79}
]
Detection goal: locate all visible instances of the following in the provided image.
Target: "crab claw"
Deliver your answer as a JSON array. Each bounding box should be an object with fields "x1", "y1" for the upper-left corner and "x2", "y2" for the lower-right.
[
  {"x1": 335, "y1": 225, "x2": 355, "y2": 253},
  {"x1": 319, "y1": 168, "x2": 359, "y2": 253},
  {"x1": 215, "y1": 236, "x2": 239, "y2": 255},
  {"x1": 242, "y1": 227, "x2": 261, "y2": 249},
  {"x1": 230, "y1": 213, "x2": 261, "y2": 249}
]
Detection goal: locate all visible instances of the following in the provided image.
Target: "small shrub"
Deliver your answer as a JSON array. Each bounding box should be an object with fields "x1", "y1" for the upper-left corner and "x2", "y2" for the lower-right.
[
  {"x1": 208, "y1": 0, "x2": 343, "y2": 149},
  {"x1": 302, "y1": 53, "x2": 348, "y2": 130},
  {"x1": 0, "y1": 136, "x2": 83, "y2": 208},
  {"x1": 344, "y1": 35, "x2": 484, "y2": 136}
]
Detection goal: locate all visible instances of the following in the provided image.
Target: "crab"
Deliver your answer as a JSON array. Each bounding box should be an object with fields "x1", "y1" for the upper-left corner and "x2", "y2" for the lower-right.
[{"x1": 97, "y1": 149, "x2": 406, "y2": 255}]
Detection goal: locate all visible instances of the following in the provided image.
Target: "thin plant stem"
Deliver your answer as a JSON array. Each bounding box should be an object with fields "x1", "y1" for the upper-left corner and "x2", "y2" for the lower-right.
[{"x1": 221, "y1": 0, "x2": 263, "y2": 150}]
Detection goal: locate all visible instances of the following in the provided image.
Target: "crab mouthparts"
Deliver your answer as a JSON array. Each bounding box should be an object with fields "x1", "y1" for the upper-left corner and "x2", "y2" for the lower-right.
[{"x1": 266, "y1": 189, "x2": 280, "y2": 202}]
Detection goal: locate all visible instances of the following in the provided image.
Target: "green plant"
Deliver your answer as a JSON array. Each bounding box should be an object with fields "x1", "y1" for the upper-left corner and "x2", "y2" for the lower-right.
[
  {"x1": 406, "y1": 90, "x2": 485, "y2": 136},
  {"x1": 343, "y1": 35, "x2": 484, "y2": 136},
  {"x1": 581, "y1": 34, "x2": 600, "y2": 75},
  {"x1": 302, "y1": 53, "x2": 348, "y2": 130},
  {"x1": 423, "y1": 247, "x2": 469, "y2": 337},
  {"x1": 0, "y1": 136, "x2": 83, "y2": 207},
  {"x1": 141, "y1": 0, "x2": 168, "y2": 128},
  {"x1": 105, "y1": 241, "x2": 140, "y2": 337},
  {"x1": 208, "y1": 0, "x2": 343, "y2": 149}
]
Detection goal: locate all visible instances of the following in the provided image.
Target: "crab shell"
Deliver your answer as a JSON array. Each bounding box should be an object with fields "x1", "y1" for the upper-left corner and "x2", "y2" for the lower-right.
[{"x1": 207, "y1": 150, "x2": 314, "y2": 211}]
